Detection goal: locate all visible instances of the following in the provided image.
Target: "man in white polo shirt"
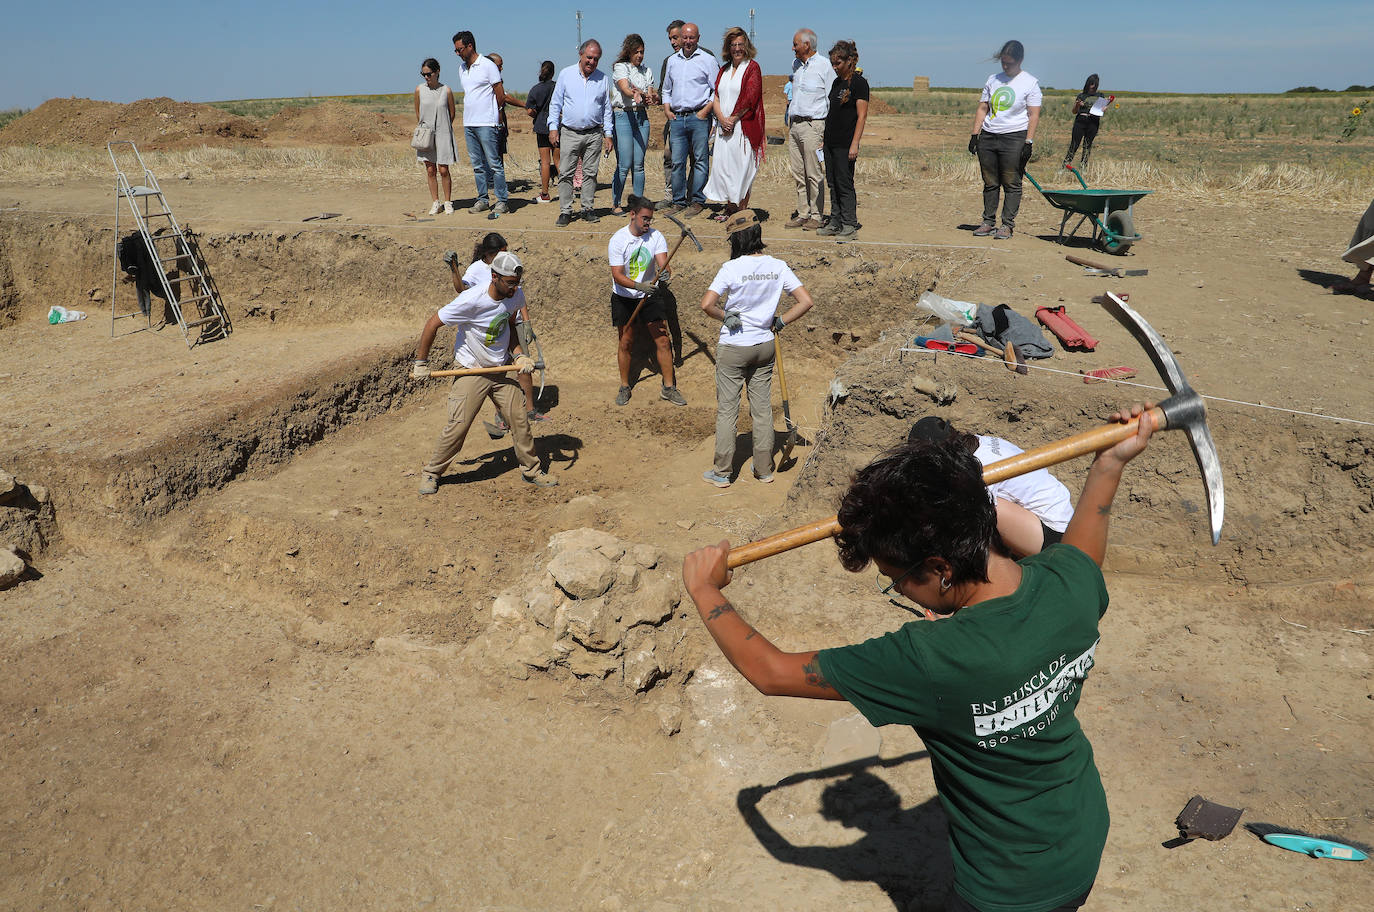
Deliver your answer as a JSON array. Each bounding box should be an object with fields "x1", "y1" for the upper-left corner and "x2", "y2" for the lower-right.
[
  {"x1": 410, "y1": 251, "x2": 557, "y2": 493},
  {"x1": 453, "y1": 30, "x2": 511, "y2": 216},
  {"x1": 786, "y1": 28, "x2": 835, "y2": 230}
]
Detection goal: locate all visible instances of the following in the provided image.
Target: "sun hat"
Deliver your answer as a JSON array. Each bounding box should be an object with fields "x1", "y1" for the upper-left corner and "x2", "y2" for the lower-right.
[{"x1": 723, "y1": 209, "x2": 759, "y2": 235}]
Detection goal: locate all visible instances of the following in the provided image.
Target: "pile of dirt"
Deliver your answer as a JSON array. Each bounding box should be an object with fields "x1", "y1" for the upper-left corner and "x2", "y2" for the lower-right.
[
  {"x1": 263, "y1": 101, "x2": 410, "y2": 147},
  {"x1": 0, "y1": 97, "x2": 261, "y2": 149}
]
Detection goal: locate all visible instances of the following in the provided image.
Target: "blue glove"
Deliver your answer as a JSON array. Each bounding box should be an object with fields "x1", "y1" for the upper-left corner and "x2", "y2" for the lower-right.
[{"x1": 723, "y1": 310, "x2": 742, "y2": 332}]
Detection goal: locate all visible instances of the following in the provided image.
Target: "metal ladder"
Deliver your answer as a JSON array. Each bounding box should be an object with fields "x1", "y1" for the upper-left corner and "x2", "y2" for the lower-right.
[{"x1": 109, "y1": 140, "x2": 230, "y2": 348}]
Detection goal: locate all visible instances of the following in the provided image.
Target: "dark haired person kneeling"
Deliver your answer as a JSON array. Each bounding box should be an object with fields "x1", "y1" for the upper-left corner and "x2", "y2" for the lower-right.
[{"x1": 684, "y1": 404, "x2": 1158, "y2": 912}]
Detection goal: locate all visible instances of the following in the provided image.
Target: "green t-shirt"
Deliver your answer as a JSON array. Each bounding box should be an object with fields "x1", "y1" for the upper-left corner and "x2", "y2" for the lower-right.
[{"x1": 817, "y1": 544, "x2": 1109, "y2": 912}]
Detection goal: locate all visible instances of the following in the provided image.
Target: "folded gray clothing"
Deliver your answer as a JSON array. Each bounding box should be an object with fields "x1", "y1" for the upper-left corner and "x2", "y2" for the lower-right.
[{"x1": 974, "y1": 303, "x2": 1054, "y2": 360}]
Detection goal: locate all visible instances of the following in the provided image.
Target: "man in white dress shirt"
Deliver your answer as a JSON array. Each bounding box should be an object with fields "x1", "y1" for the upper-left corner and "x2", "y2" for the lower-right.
[
  {"x1": 548, "y1": 40, "x2": 614, "y2": 226},
  {"x1": 786, "y1": 28, "x2": 835, "y2": 230}
]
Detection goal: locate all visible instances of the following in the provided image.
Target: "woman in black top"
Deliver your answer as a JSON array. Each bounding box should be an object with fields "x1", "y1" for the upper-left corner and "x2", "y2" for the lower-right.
[
  {"x1": 525, "y1": 60, "x2": 557, "y2": 202},
  {"x1": 1064, "y1": 74, "x2": 1106, "y2": 167},
  {"x1": 817, "y1": 40, "x2": 869, "y2": 240}
]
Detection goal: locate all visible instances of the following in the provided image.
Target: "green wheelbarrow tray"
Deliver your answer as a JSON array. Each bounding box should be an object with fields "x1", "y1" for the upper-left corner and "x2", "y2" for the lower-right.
[{"x1": 1025, "y1": 165, "x2": 1152, "y2": 254}]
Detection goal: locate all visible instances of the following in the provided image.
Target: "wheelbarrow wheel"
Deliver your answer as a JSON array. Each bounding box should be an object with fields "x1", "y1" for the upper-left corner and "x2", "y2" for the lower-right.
[{"x1": 1103, "y1": 209, "x2": 1136, "y2": 255}]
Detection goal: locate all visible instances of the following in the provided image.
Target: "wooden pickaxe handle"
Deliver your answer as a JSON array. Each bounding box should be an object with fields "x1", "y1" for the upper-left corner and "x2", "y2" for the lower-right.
[
  {"x1": 1065, "y1": 254, "x2": 1121, "y2": 276},
  {"x1": 725, "y1": 407, "x2": 1165, "y2": 568},
  {"x1": 956, "y1": 331, "x2": 1021, "y2": 374},
  {"x1": 624, "y1": 235, "x2": 688, "y2": 325},
  {"x1": 429, "y1": 363, "x2": 540, "y2": 378}
]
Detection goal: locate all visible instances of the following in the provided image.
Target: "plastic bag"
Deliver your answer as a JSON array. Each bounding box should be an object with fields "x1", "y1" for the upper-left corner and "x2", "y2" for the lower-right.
[
  {"x1": 48, "y1": 305, "x2": 87, "y2": 324},
  {"x1": 917, "y1": 291, "x2": 976, "y2": 326}
]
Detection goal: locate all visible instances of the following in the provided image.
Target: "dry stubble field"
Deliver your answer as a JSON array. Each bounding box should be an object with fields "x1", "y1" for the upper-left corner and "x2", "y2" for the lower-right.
[{"x1": 1, "y1": 91, "x2": 1372, "y2": 910}]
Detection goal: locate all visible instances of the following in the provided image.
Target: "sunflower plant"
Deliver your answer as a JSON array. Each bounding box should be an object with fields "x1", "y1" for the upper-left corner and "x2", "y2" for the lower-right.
[{"x1": 1340, "y1": 99, "x2": 1370, "y2": 140}]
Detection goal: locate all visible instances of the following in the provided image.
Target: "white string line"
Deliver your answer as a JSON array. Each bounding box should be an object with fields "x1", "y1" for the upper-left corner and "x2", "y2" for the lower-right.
[
  {"x1": 897, "y1": 347, "x2": 1374, "y2": 428},
  {"x1": 0, "y1": 206, "x2": 1004, "y2": 253}
]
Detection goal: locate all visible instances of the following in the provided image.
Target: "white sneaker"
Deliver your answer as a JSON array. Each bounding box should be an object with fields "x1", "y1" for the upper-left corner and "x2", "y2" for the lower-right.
[
  {"x1": 442, "y1": 201, "x2": 454, "y2": 215},
  {"x1": 428, "y1": 201, "x2": 442, "y2": 216}
]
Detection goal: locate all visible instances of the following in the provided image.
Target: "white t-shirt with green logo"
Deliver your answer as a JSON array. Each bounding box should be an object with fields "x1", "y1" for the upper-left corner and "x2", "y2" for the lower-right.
[
  {"x1": 980, "y1": 70, "x2": 1042, "y2": 134},
  {"x1": 607, "y1": 225, "x2": 667, "y2": 299},
  {"x1": 436, "y1": 284, "x2": 522, "y2": 369}
]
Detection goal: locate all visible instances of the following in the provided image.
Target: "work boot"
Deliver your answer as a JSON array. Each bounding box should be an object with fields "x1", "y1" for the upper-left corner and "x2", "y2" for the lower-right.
[
  {"x1": 785, "y1": 215, "x2": 807, "y2": 228},
  {"x1": 836, "y1": 224, "x2": 859, "y2": 240},
  {"x1": 660, "y1": 385, "x2": 687, "y2": 406},
  {"x1": 816, "y1": 222, "x2": 841, "y2": 237},
  {"x1": 681, "y1": 203, "x2": 704, "y2": 218},
  {"x1": 973, "y1": 223, "x2": 995, "y2": 237},
  {"x1": 522, "y1": 469, "x2": 559, "y2": 488},
  {"x1": 418, "y1": 473, "x2": 439, "y2": 495},
  {"x1": 615, "y1": 385, "x2": 632, "y2": 406}
]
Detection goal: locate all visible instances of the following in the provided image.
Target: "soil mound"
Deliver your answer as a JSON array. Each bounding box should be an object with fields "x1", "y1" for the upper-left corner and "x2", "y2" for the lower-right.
[
  {"x1": 263, "y1": 101, "x2": 410, "y2": 146},
  {"x1": 0, "y1": 97, "x2": 261, "y2": 149}
]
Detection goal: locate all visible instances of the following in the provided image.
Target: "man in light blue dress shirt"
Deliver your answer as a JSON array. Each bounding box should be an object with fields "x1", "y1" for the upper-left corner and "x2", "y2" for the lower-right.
[
  {"x1": 549, "y1": 40, "x2": 615, "y2": 226},
  {"x1": 660, "y1": 22, "x2": 716, "y2": 217}
]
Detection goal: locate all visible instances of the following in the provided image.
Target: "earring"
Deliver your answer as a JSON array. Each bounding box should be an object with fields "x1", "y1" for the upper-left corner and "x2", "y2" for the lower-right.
[{"x1": 940, "y1": 577, "x2": 951, "y2": 592}]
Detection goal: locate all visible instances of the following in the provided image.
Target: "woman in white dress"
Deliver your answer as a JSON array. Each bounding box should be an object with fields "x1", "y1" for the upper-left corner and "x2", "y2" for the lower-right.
[
  {"x1": 414, "y1": 57, "x2": 460, "y2": 215},
  {"x1": 703, "y1": 27, "x2": 765, "y2": 219}
]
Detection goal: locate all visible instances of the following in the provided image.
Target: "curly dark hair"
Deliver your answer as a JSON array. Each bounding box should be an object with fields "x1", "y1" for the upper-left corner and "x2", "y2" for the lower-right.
[{"x1": 836, "y1": 439, "x2": 1002, "y2": 584}]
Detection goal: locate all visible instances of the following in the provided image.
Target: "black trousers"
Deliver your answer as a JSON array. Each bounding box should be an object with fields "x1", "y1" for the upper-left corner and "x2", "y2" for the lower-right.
[
  {"x1": 1066, "y1": 116, "x2": 1100, "y2": 163},
  {"x1": 824, "y1": 145, "x2": 857, "y2": 228},
  {"x1": 977, "y1": 129, "x2": 1026, "y2": 228}
]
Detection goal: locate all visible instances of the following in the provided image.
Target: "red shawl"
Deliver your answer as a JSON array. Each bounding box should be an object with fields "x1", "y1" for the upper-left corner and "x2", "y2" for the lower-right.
[{"x1": 714, "y1": 59, "x2": 765, "y2": 164}]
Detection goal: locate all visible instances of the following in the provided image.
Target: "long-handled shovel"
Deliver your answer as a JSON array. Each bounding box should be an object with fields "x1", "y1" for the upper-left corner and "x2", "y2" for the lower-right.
[
  {"x1": 725, "y1": 292, "x2": 1224, "y2": 569},
  {"x1": 773, "y1": 333, "x2": 800, "y2": 471}
]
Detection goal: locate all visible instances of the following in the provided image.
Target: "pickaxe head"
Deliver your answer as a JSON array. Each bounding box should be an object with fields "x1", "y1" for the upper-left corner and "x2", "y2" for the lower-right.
[
  {"x1": 662, "y1": 211, "x2": 703, "y2": 252},
  {"x1": 1099, "y1": 292, "x2": 1224, "y2": 544}
]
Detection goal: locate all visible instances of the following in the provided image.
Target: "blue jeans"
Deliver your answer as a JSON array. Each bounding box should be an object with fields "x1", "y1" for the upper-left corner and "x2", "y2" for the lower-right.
[
  {"x1": 669, "y1": 113, "x2": 710, "y2": 205},
  {"x1": 464, "y1": 125, "x2": 507, "y2": 204},
  {"x1": 613, "y1": 109, "x2": 649, "y2": 205}
]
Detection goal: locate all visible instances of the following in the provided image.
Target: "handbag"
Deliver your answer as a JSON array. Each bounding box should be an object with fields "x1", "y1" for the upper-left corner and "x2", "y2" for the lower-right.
[{"x1": 411, "y1": 121, "x2": 435, "y2": 153}]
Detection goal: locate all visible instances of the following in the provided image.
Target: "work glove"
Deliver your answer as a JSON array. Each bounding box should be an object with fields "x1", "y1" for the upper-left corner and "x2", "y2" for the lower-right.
[
  {"x1": 656, "y1": 270, "x2": 671, "y2": 287},
  {"x1": 442, "y1": 250, "x2": 459, "y2": 268},
  {"x1": 723, "y1": 310, "x2": 742, "y2": 332},
  {"x1": 514, "y1": 355, "x2": 536, "y2": 375},
  {"x1": 633, "y1": 280, "x2": 657, "y2": 295},
  {"x1": 410, "y1": 359, "x2": 431, "y2": 381},
  {"x1": 968, "y1": 134, "x2": 980, "y2": 156},
  {"x1": 1018, "y1": 141, "x2": 1033, "y2": 173},
  {"x1": 771, "y1": 316, "x2": 785, "y2": 334}
]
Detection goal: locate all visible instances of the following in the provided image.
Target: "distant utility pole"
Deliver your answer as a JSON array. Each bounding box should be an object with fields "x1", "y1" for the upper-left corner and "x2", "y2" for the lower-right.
[
  {"x1": 749, "y1": 9, "x2": 756, "y2": 42},
  {"x1": 576, "y1": 10, "x2": 583, "y2": 54}
]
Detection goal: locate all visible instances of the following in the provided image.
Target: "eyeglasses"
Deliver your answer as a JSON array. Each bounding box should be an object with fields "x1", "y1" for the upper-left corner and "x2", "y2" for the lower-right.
[{"x1": 875, "y1": 565, "x2": 923, "y2": 615}]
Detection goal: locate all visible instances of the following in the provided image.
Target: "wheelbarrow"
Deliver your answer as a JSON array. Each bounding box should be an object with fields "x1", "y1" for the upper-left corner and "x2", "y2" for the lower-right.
[{"x1": 1024, "y1": 164, "x2": 1151, "y2": 254}]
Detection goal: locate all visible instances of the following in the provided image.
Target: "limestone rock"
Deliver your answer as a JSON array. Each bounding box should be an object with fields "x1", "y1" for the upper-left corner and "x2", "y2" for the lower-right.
[
  {"x1": 623, "y1": 631, "x2": 666, "y2": 693},
  {"x1": 614, "y1": 559, "x2": 641, "y2": 592},
  {"x1": 525, "y1": 583, "x2": 560, "y2": 629},
  {"x1": 616, "y1": 574, "x2": 677, "y2": 628},
  {"x1": 490, "y1": 591, "x2": 524, "y2": 625},
  {"x1": 629, "y1": 544, "x2": 661, "y2": 568},
  {"x1": 657, "y1": 702, "x2": 684, "y2": 737},
  {"x1": 0, "y1": 548, "x2": 24, "y2": 589},
  {"x1": 547, "y1": 548, "x2": 615, "y2": 599},
  {"x1": 0, "y1": 471, "x2": 16, "y2": 505},
  {"x1": 547, "y1": 528, "x2": 624, "y2": 561},
  {"x1": 563, "y1": 596, "x2": 620, "y2": 652},
  {"x1": 567, "y1": 649, "x2": 620, "y2": 680}
]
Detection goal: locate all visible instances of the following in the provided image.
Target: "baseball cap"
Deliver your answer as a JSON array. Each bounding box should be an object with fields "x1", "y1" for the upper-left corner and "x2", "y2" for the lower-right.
[
  {"x1": 723, "y1": 209, "x2": 759, "y2": 235},
  {"x1": 907, "y1": 416, "x2": 954, "y2": 445},
  {"x1": 491, "y1": 251, "x2": 523, "y2": 277}
]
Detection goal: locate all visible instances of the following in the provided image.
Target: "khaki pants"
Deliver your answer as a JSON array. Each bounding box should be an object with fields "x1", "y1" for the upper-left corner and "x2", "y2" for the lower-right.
[
  {"x1": 558, "y1": 127, "x2": 603, "y2": 213},
  {"x1": 713, "y1": 339, "x2": 775, "y2": 477},
  {"x1": 788, "y1": 119, "x2": 826, "y2": 220},
  {"x1": 423, "y1": 373, "x2": 539, "y2": 479}
]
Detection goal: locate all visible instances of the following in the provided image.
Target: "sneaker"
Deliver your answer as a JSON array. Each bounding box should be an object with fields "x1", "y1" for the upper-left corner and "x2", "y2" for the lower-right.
[
  {"x1": 816, "y1": 222, "x2": 841, "y2": 237},
  {"x1": 660, "y1": 385, "x2": 687, "y2": 406},
  {"x1": 800, "y1": 218, "x2": 822, "y2": 230},
  {"x1": 836, "y1": 224, "x2": 859, "y2": 240},
  {"x1": 681, "y1": 203, "x2": 704, "y2": 218},
  {"x1": 535, "y1": 193, "x2": 552, "y2": 204},
  {"x1": 785, "y1": 215, "x2": 807, "y2": 229},
  {"x1": 556, "y1": 213, "x2": 572, "y2": 227},
  {"x1": 994, "y1": 226, "x2": 1013, "y2": 240},
  {"x1": 702, "y1": 469, "x2": 732, "y2": 488},
  {"x1": 754, "y1": 472, "x2": 774, "y2": 484},
  {"x1": 443, "y1": 201, "x2": 455, "y2": 215},
  {"x1": 428, "y1": 201, "x2": 443, "y2": 216},
  {"x1": 972, "y1": 223, "x2": 995, "y2": 237},
  {"x1": 527, "y1": 409, "x2": 548, "y2": 422},
  {"x1": 615, "y1": 385, "x2": 632, "y2": 406},
  {"x1": 418, "y1": 473, "x2": 439, "y2": 495},
  {"x1": 489, "y1": 201, "x2": 509, "y2": 220},
  {"x1": 470, "y1": 200, "x2": 491, "y2": 214},
  {"x1": 581, "y1": 209, "x2": 600, "y2": 224},
  {"x1": 523, "y1": 470, "x2": 559, "y2": 488}
]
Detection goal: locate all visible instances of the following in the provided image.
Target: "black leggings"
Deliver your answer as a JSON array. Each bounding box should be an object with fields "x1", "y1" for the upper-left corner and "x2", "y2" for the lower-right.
[{"x1": 1065, "y1": 116, "x2": 1100, "y2": 164}]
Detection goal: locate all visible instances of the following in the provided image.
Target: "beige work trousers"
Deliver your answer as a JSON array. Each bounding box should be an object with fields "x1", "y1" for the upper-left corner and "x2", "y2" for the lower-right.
[
  {"x1": 788, "y1": 119, "x2": 827, "y2": 220},
  {"x1": 422, "y1": 373, "x2": 539, "y2": 479}
]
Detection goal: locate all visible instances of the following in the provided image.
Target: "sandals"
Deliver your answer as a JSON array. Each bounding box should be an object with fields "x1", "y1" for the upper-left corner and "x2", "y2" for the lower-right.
[{"x1": 611, "y1": 206, "x2": 625, "y2": 216}]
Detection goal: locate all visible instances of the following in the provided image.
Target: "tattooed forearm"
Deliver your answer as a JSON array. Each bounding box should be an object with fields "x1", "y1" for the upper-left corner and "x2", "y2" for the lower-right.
[
  {"x1": 801, "y1": 656, "x2": 832, "y2": 690},
  {"x1": 744, "y1": 629, "x2": 757, "y2": 640},
  {"x1": 707, "y1": 602, "x2": 737, "y2": 621},
  {"x1": 1097, "y1": 504, "x2": 1112, "y2": 516}
]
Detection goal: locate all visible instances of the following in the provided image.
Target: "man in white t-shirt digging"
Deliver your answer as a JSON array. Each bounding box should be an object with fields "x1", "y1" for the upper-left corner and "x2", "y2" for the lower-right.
[
  {"x1": 453, "y1": 30, "x2": 511, "y2": 216},
  {"x1": 411, "y1": 251, "x2": 557, "y2": 494},
  {"x1": 608, "y1": 195, "x2": 685, "y2": 406}
]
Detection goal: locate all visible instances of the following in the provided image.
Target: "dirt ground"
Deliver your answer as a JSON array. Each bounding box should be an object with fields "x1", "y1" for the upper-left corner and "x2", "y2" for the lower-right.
[{"x1": 1, "y1": 100, "x2": 1372, "y2": 912}]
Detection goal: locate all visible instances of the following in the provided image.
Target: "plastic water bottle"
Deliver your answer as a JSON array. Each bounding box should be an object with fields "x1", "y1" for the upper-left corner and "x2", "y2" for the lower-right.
[{"x1": 48, "y1": 305, "x2": 88, "y2": 324}]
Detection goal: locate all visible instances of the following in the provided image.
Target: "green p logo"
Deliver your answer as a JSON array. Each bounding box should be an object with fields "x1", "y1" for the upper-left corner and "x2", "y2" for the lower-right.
[{"x1": 990, "y1": 86, "x2": 1016, "y2": 119}]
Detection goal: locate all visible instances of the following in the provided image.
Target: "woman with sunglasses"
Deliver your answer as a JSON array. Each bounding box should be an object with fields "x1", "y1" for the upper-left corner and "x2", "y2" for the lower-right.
[
  {"x1": 414, "y1": 58, "x2": 460, "y2": 215},
  {"x1": 684, "y1": 404, "x2": 1158, "y2": 912}
]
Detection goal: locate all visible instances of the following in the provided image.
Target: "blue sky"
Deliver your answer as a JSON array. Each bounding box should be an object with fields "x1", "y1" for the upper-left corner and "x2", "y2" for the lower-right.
[{"x1": 3, "y1": 1, "x2": 1370, "y2": 109}]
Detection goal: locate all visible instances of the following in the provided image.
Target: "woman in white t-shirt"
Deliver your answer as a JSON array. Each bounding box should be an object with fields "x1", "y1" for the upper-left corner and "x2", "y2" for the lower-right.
[
  {"x1": 967, "y1": 40, "x2": 1041, "y2": 240},
  {"x1": 699, "y1": 210, "x2": 815, "y2": 487},
  {"x1": 610, "y1": 34, "x2": 657, "y2": 215}
]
